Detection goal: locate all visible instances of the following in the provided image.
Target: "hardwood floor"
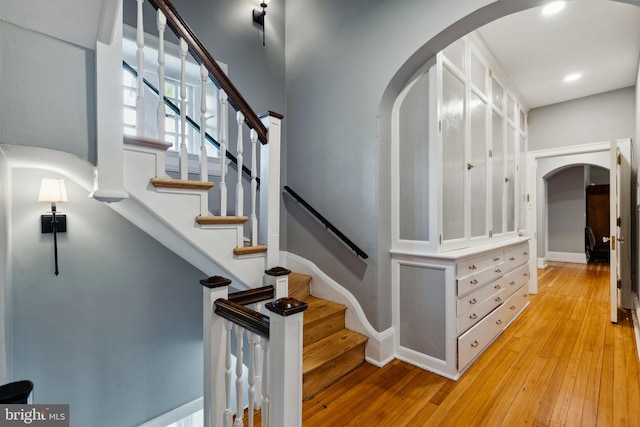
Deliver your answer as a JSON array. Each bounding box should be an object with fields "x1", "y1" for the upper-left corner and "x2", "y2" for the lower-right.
[{"x1": 246, "y1": 262, "x2": 640, "y2": 426}]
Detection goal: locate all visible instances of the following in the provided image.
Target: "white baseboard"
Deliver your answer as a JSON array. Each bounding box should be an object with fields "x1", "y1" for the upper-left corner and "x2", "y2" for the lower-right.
[
  {"x1": 281, "y1": 251, "x2": 395, "y2": 367},
  {"x1": 546, "y1": 251, "x2": 586, "y2": 264},
  {"x1": 137, "y1": 397, "x2": 202, "y2": 427},
  {"x1": 537, "y1": 257, "x2": 548, "y2": 269}
]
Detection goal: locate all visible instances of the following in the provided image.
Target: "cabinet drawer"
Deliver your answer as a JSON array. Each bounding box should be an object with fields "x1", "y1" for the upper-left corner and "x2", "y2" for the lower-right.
[
  {"x1": 502, "y1": 264, "x2": 529, "y2": 299},
  {"x1": 457, "y1": 278, "x2": 503, "y2": 317},
  {"x1": 456, "y1": 250, "x2": 504, "y2": 280},
  {"x1": 457, "y1": 264, "x2": 504, "y2": 296},
  {"x1": 458, "y1": 305, "x2": 504, "y2": 370},
  {"x1": 504, "y1": 243, "x2": 529, "y2": 269},
  {"x1": 501, "y1": 287, "x2": 529, "y2": 326},
  {"x1": 456, "y1": 287, "x2": 506, "y2": 335}
]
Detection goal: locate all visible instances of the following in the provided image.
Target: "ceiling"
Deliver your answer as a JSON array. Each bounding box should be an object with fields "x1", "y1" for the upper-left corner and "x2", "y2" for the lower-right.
[{"x1": 475, "y1": 1, "x2": 640, "y2": 109}]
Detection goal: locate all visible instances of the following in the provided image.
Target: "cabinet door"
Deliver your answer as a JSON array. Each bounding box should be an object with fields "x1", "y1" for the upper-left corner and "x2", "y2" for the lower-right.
[
  {"x1": 469, "y1": 91, "x2": 487, "y2": 238},
  {"x1": 492, "y1": 111, "x2": 504, "y2": 235},
  {"x1": 442, "y1": 65, "x2": 466, "y2": 241},
  {"x1": 506, "y1": 124, "x2": 516, "y2": 233}
]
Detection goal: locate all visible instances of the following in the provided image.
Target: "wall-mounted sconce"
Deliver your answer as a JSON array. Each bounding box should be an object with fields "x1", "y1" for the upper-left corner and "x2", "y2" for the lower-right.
[
  {"x1": 38, "y1": 178, "x2": 68, "y2": 276},
  {"x1": 252, "y1": 0, "x2": 271, "y2": 46}
]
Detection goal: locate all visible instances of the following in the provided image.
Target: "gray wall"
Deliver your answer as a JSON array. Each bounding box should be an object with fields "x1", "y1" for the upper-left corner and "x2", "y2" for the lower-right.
[
  {"x1": 546, "y1": 166, "x2": 586, "y2": 254},
  {"x1": 8, "y1": 168, "x2": 205, "y2": 426},
  {"x1": 529, "y1": 87, "x2": 635, "y2": 151}
]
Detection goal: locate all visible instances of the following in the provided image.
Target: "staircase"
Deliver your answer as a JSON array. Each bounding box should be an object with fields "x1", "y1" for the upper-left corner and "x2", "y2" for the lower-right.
[{"x1": 289, "y1": 273, "x2": 368, "y2": 399}]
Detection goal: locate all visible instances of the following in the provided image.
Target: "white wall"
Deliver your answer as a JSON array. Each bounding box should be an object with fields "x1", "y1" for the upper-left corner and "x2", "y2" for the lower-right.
[{"x1": 546, "y1": 166, "x2": 586, "y2": 257}]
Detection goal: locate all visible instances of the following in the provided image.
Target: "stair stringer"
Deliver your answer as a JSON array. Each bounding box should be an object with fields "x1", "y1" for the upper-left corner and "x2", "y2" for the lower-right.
[
  {"x1": 122, "y1": 145, "x2": 265, "y2": 289},
  {"x1": 281, "y1": 251, "x2": 395, "y2": 367}
]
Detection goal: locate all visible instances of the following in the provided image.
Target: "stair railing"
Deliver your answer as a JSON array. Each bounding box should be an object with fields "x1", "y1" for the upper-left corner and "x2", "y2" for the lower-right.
[
  {"x1": 129, "y1": 0, "x2": 282, "y2": 264},
  {"x1": 202, "y1": 276, "x2": 307, "y2": 427}
]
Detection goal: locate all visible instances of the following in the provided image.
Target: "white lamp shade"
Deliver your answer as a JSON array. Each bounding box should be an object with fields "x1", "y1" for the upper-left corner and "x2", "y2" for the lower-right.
[{"x1": 38, "y1": 178, "x2": 68, "y2": 203}]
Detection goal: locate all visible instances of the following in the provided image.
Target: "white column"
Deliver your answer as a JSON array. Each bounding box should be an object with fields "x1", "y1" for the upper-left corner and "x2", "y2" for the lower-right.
[
  {"x1": 259, "y1": 113, "x2": 283, "y2": 267},
  {"x1": 266, "y1": 298, "x2": 307, "y2": 427},
  {"x1": 135, "y1": 0, "x2": 145, "y2": 136},
  {"x1": 201, "y1": 277, "x2": 230, "y2": 427},
  {"x1": 179, "y1": 38, "x2": 189, "y2": 180},
  {"x1": 236, "y1": 112, "x2": 245, "y2": 216},
  {"x1": 200, "y1": 64, "x2": 209, "y2": 182},
  {"x1": 264, "y1": 267, "x2": 290, "y2": 300},
  {"x1": 94, "y1": 0, "x2": 128, "y2": 201},
  {"x1": 219, "y1": 90, "x2": 229, "y2": 215},
  {"x1": 250, "y1": 129, "x2": 259, "y2": 246},
  {"x1": 156, "y1": 10, "x2": 167, "y2": 142}
]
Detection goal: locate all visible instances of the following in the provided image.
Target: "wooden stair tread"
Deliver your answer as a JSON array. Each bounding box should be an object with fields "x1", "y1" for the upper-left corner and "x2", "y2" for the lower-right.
[
  {"x1": 197, "y1": 215, "x2": 249, "y2": 225},
  {"x1": 233, "y1": 245, "x2": 268, "y2": 256},
  {"x1": 288, "y1": 272, "x2": 312, "y2": 301},
  {"x1": 150, "y1": 178, "x2": 214, "y2": 190},
  {"x1": 124, "y1": 135, "x2": 173, "y2": 150},
  {"x1": 304, "y1": 296, "x2": 346, "y2": 326},
  {"x1": 303, "y1": 329, "x2": 368, "y2": 374}
]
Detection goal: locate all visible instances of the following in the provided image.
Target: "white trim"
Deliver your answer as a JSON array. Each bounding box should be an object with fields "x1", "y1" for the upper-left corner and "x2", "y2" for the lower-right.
[
  {"x1": 281, "y1": 251, "x2": 395, "y2": 367},
  {"x1": 137, "y1": 397, "x2": 203, "y2": 427},
  {"x1": 546, "y1": 251, "x2": 586, "y2": 264},
  {"x1": 537, "y1": 257, "x2": 548, "y2": 269}
]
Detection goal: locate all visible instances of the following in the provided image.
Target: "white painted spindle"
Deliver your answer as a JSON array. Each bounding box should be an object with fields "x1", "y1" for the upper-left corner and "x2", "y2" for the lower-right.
[
  {"x1": 234, "y1": 326, "x2": 245, "y2": 427},
  {"x1": 253, "y1": 302, "x2": 263, "y2": 409},
  {"x1": 224, "y1": 320, "x2": 233, "y2": 427},
  {"x1": 156, "y1": 10, "x2": 166, "y2": 141},
  {"x1": 200, "y1": 64, "x2": 208, "y2": 181},
  {"x1": 219, "y1": 90, "x2": 229, "y2": 215},
  {"x1": 250, "y1": 129, "x2": 258, "y2": 246},
  {"x1": 261, "y1": 338, "x2": 270, "y2": 427},
  {"x1": 179, "y1": 37, "x2": 189, "y2": 180},
  {"x1": 248, "y1": 332, "x2": 258, "y2": 427},
  {"x1": 135, "y1": 0, "x2": 145, "y2": 136},
  {"x1": 236, "y1": 112, "x2": 245, "y2": 216}
]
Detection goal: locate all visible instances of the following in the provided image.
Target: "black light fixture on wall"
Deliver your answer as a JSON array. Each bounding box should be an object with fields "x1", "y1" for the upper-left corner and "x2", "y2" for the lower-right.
[
  {"x1": 252, "y1": 0, "x2": 271, "y2": 46},
  {"x1": 38, "y1": 178, "x2": 68, "y2": 276}
]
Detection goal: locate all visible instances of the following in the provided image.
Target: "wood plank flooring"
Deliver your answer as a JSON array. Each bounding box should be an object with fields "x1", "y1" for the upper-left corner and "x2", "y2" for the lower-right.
[{"x1": 246, "y1": 262, "x2": 640, "y2": 426}]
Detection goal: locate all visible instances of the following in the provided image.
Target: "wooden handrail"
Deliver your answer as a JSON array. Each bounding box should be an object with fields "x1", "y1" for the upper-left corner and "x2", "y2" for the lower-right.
[
  {"x1": 148, "y1": 0, "x2": 268, "y2": 144},
  {"x1": 215, "y1": 299, "x2": 270, "y2": 339},
  {"x1": 228, "y1": 285, "x2": 275, "y2": 306}
]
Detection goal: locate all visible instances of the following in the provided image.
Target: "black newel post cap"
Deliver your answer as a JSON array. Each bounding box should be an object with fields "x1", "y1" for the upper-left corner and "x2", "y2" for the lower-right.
[
  {"x1": 200, "y1": 276, "x2": 232, "y2": 289},
  {"x1": 265, "y1": 266, "x2": 291, "y2": 277},
  {"x1": 266, "y1": 297, "x2": 308, "y2": 316}
]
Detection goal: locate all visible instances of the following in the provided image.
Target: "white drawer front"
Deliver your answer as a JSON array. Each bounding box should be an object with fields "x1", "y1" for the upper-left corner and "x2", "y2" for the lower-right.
[
  {"x1": 457, "y1": 265, "x2": 504, "y2": 296},
  {"x1": 501, "y1": 287, "x2": 529, "y2": 325},
  {"x1": 505, "y1": 243, "x2": 529, "y2": 269},
  {"x1": 456, "y1": 288, "x2": 506, "y2": 335},
  {"x1": 457, "y1": 278, "x2": 503, "y2": 317},
  {"x1": 456, "y1": 250, "x2": 504, "y2": 280},
  {"x1": 458, "y1": 305, "x2": 504, "y2": 370},
  {"x1": 502, "y1": 263, "x2": 529, "y2": 299}
]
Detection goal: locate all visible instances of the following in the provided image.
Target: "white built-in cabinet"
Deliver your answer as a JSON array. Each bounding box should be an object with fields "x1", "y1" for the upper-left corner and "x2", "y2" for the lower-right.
[{"x1": 391, "y1": 33, "x2": 531, "y2": 379}]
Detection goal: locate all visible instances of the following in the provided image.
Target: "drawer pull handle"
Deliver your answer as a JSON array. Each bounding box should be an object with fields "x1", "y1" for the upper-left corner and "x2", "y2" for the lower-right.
[
  {"x1": 510, "y1": 281, "x2": 516, "y2": 286},
  {"x1": 471, "y1": 340, "x2": 479, "y2": 348},
  {"x1": 509, "y1": 257, "x2": 516, "y2": 261},
  {"x1": 495, "y1": 269, "x2": 502, "y2": 273},
  {"x1": 469, "y1": 265, "x2": 477, "y2": 270},
  {"x1": 469, "y1": 313, "x2": 478, "y2": 320},
  {"x1": 471, "y1": 279, "x2": 478, "y2": 285},
  {"x1": 523, "y1": 293, "x2": 529, "y2": 297},
  {"x1": 510, "y1": 305, "x2": 516, "y2": 310},
  {"x1": 496, "y1": 319, "x2": 503, "y2": 325},
  {"x1": 524, "y1": 252, "x2": 528, "y2": 255},
  {"x1": 495, "y1": 297, "x2": 502, "y2": 302},
  {"x1": 470, "y1": 298, "x2": 478, "y2": 305},
  {"x1": 524, "y1": 273, "x2": 529, "y2": 277},
  {"x1": 495, "y1": 284, "x2": 501, "y2": 289},
  {"x1": 493, "y1": 257, "x2": 500, "y2": 262}
]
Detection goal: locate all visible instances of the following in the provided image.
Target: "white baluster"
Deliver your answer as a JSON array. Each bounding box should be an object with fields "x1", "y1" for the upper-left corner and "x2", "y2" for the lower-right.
[
  {"x1": 236, "y1": 112, "x2": 245, "y2": 216},
  {"x1": 135, "y1": 0, "x2": 145, "y2": 136},
  {"x1": 179, "y1": 38, "x2": 189, "y2": 180},
  {"x1": 156, "y1": 10, "x2": 166, "y2": 141},
  {"x1": 224, "y1": 320, "x2": 233, "y2": 427},
  {"x1": 247, "y1": 333, "x2": 257, "y2": 427},
  {"x1": 250, "y1": 129, "x2": 258, "y2": 246},
  {"x1": 200, "y1": 66, "x2": 210, "y2": 185},
  {"x1": 219, "y1": 90, "x2": 229, "y2": 215},
  {"x1": 253, "y1": 302, "x2": 263, "y2": 409},
  {"x1": 234, "y1": 326, "x2": 244, "y2": 427},
  {"x1": 261, "y1": 338, "x2": 270, "y2": 427}
]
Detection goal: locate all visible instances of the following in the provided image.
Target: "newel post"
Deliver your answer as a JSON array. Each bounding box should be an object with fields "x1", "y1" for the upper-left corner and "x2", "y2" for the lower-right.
[
  {"x1": 200, "y1": 276, "x2": 232, "y2": 427},
  {"x1": 264, "y1": 266, "x2": 291, "y2": 299},
  {"x1": 265, "y1": 298, "x2": 307, "y2": 427},
  {"x1": 259, "y1": 112, "x2": 284, "y2": 268}
]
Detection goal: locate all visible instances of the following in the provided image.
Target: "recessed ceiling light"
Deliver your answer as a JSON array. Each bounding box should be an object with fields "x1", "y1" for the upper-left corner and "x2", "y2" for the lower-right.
[
  {"x1": 542, "y1": 1, "x2": 565, "y2": 16},
  {"x1": 564, "y1": 73, "x2": 582, "y2": 82}
]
